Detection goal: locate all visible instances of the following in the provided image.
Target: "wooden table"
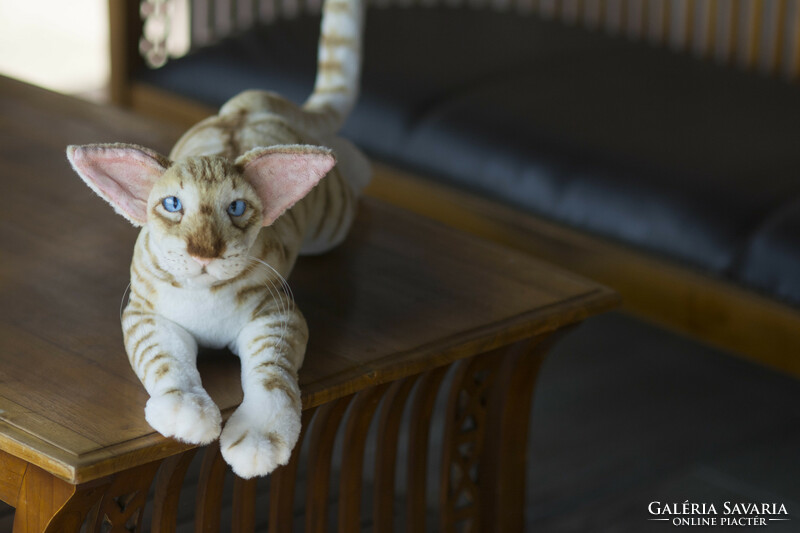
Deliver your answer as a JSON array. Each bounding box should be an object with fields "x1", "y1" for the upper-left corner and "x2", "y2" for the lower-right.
[{"x1": 0, "y1": 76, "x2": 618, "y2": 532}]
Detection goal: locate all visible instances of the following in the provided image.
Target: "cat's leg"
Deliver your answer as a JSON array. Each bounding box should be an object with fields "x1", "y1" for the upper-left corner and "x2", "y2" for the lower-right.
[
  {"x1": 220, "y1": 304, "x2": 307, "y2": 478},
  {"x1": 122, "y1": 305, "x2": 222, "y2": 444}
]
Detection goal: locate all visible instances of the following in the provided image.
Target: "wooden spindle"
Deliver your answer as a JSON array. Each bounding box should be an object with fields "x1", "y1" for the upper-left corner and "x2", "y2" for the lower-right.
[
  {"x1": 152, "y1": 449, "x2": 199, "y2": 533},
  {"x1": 195, "y1": 442, "x2": 227, "y2": 533},
  {"x1": 742, "y1": 0, "x2": 765, "y2": 68},
  {"x1": 769, "y1": 0, "x2": 789, "y2": 74},
  {"x1": 338, "y1": 384, "x2": 391, "y2": 532},
  {"x1": 269, "y1": 408, "x2": 317, "y2": 533},
  {"x1": 696, "y1": 0, "x2": 717, "y2": 57},
  {"x1": 405, "y1": 366, "x2": 448, "y2": 533},
  {"x1": 305, "y1": 395, "x2": 355, "y2": 533},
  {"x1": 373, "y1": 377, "x2": 418, "y2": 532},
  {"x1": 231, "y1": 478, "x2": 257, "y2": 533},
  {"x1": 190, "y1": 0, "x2": 210, "y2": 46}
]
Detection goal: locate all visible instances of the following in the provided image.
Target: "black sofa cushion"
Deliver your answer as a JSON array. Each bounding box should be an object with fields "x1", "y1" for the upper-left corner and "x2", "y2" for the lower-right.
[{"x1": 138, "y1": 7, "x2": 800, "y2": 306}]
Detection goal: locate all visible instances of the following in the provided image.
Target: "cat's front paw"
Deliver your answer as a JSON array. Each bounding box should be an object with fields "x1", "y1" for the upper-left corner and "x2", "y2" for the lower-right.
[
  {"x1": 220, "y1": 397, "x2": 301, "y2": 478},
  {"x1": 145, "y1": 388, "x2": 222, "y2": 445}
]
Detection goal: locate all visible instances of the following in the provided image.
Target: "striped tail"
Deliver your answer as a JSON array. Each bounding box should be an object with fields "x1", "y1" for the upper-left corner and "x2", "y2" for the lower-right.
[{"x1": 303, "y1": 0, "x2": 365, "y2": 134}]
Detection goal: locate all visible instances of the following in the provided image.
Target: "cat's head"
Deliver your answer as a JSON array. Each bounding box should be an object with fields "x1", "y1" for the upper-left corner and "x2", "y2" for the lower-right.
[{"x1": 66, "y1": 143, "x2": 335, "y2": 282}]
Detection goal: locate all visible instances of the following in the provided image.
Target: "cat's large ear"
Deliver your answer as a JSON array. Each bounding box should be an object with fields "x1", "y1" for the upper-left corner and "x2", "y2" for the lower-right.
[
  {"x1": 236, "y1": 145, "x2": 336, "y2": 226},
  {"x1": 66, "y1": 143, "x2": 171, "y2": 226}
]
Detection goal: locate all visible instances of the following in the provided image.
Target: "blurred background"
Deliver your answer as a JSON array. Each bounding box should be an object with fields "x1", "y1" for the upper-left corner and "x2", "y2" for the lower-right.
[{"x1": 0, "y1": 0, "x2": 109, "y2": 100}]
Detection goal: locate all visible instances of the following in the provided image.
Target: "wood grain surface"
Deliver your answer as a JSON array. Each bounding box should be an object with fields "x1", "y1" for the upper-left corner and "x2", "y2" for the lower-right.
[{"x1": 0, "y1": 76, "x2": 617, "y2": 484}]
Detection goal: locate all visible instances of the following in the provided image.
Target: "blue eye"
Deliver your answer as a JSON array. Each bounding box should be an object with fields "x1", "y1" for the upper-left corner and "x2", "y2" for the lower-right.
[
  {"x1": 162, "y1": 196, "x2": 182, "y2": 213},
  {"x1": 227, "y1": 200, "x2": 246, "y2": 217}
]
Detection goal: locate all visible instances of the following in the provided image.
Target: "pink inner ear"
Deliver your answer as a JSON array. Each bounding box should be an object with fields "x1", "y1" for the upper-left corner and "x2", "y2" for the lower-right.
[
  {"x1": 241, "y1": 149, "x2": 336, "y2": 226},
  {"x1": 67, "y1": 145, "x2": 169, "y2": 225}
]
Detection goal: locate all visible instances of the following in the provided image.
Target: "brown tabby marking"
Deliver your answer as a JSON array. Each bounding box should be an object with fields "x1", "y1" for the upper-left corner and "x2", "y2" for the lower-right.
[
  {"x1": 319, "y1": 60, "x2": 344, "y2": 74},
  {"x1": 227, "y1": 431, "x2": 249, "y2": 449},
  {"x1": 261, "y1": 376, "x2": 301, "y2": 408},
  {"x1": 321, "y1": 34, "x2": 356, "y2": 48},
  {"x1": 326, "y1": 1, "x2": 351, "y2": 13},
  {"x1": 236, "y1": 284, "x2": 266, "y2": 304},
  {"x1": 154, "y1": 363, "x2": 171, "y2": 380},
  {"x1": 142, "y1": 352, "x2": 169, "y2": 377},
  {"x1": 254, "y1": 360, "x2": 296, "y2": 377},
  {"x1": 132, "y1": 332, "x2": 155, "y2": 357}
]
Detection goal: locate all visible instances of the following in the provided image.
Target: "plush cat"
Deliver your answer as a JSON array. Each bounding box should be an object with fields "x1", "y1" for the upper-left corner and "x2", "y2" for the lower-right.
[{"x1": 66, "y1": 0, "x2": 368, "y2": 478}]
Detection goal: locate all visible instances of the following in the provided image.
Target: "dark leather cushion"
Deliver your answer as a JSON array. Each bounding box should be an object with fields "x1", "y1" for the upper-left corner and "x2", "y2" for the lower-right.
[{"x1": 138, "y1": 8, "x2": 800, "y2": 306}]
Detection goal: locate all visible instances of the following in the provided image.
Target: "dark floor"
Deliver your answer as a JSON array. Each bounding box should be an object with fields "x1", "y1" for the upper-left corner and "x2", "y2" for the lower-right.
[
  {"x1": 1, "y1": 312, "x2": 798, "y2": 532},
  {"x1": 526, "y1": 312, "x2": 800, "y2": 532}
]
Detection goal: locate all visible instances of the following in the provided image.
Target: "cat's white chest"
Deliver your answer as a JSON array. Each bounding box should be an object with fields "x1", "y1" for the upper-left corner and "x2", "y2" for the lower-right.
[{"x1": 154, "y1": 280, "x2": 244, "y2": 349}]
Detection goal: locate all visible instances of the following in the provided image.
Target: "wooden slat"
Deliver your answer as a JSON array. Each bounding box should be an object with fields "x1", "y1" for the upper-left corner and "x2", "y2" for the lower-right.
[
  {"x1": 195, "y1": 443, "x2": 227, "y2": 533},
  {"x1": 268, "y1": 408, "x2": 317, "y2": 533},
  {"x1": 305, "y1": 396, "x2": 355, "y2": 533},
  {"x1": 191, "y1": 0, "x2": 211, "y2": 46},
  {"x1": 683, "y1": 0, "x2": 695, "y2": 51},
  {"x1": 259, "y1": 0, "x2": 278, "y2": 23},
  {"x1": 478, "y1": 338, "x2": 552, "y2": 532},
  {"x1": 405, "y1": 366, "x2": 448, "y2": 533},
  {"x1": 626, "y1": 0, "x2": 645, "y2": 38},
  {"x1": 742, "y1": 0, "x2": 765, "y2": 68},
  {"x1": 214, "y1": 0, "x2": 233, "y2": 38},
  {"x1": 581, "y1": 0, "x2": 603, "y2": 28},
  {"x1": 660, "y1": 0, "x2": 670, "y2": 43},
  {"x1": 152, "y1": 450, "x2": 199, "y2": 533},
  {"x1": 769, "y1": 0, "x2": 789, "y2": 73},
  {"x1": 720, "y1": 0, "x2": 739, "y2": 62},
  {"x1": 231, "y1": 477, "x2": 257, "y2": 533},
  {"x1": 338, "y1": 384, "x2": 390, "y2": 532},
  {"x1": 696, "y1": 0, "x2": 717, "y2": 57},
  {"x1": 373, "y1": 377, "x2": 418, "y2": 533},
  {"x1": 236, "y1": 0, "x2": 256, "y2": 29}
]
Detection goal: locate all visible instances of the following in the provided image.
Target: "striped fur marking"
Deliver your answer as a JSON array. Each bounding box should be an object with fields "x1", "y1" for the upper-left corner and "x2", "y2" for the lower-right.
[
  {"x1": 227, "y1": 430, "x2": 249, "y2": 449},
  {"x1": 325, "y1": 1, "x2": 351, "y2": 13},
  {"x1": 321, "y1": 34, "x2": 356, "y2": 48}
]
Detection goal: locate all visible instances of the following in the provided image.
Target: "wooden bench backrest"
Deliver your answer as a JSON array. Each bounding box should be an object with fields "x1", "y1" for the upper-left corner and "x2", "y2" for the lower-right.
[{"x1": 130, "y1": 0, "x2": 800, "y2": 79}]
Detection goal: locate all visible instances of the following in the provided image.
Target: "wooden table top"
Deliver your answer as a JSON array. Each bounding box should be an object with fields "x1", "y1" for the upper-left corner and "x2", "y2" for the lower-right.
[{"x1": 0, "y1": 76, "x2": 618, "y2": 484}]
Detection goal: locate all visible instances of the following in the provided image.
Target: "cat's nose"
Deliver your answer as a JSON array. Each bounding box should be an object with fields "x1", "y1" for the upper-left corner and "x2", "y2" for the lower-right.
[{"x1": 190, "y1": 256, "x2": 214, "y2": 266}]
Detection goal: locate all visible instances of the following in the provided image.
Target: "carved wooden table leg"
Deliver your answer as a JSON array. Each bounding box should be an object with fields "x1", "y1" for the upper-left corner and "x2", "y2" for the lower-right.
[
  {"x1": 7, "y1": 457, "x2": 164, "y2": 533},
  {"x1": 12, "y1": 463, "x2": 101, "y2": 533}
]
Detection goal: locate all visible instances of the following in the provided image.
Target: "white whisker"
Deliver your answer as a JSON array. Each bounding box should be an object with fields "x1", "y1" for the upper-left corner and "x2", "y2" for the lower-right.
[
  {"x1": 246, "y1": 256, "x2": 296, "y2": 345},
  {"x1": 248, "y1": 256, "x2": 295, "y2": 311},
  {"x1": 119, "y1": 282, "x2": 131, "y2": 322}
]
